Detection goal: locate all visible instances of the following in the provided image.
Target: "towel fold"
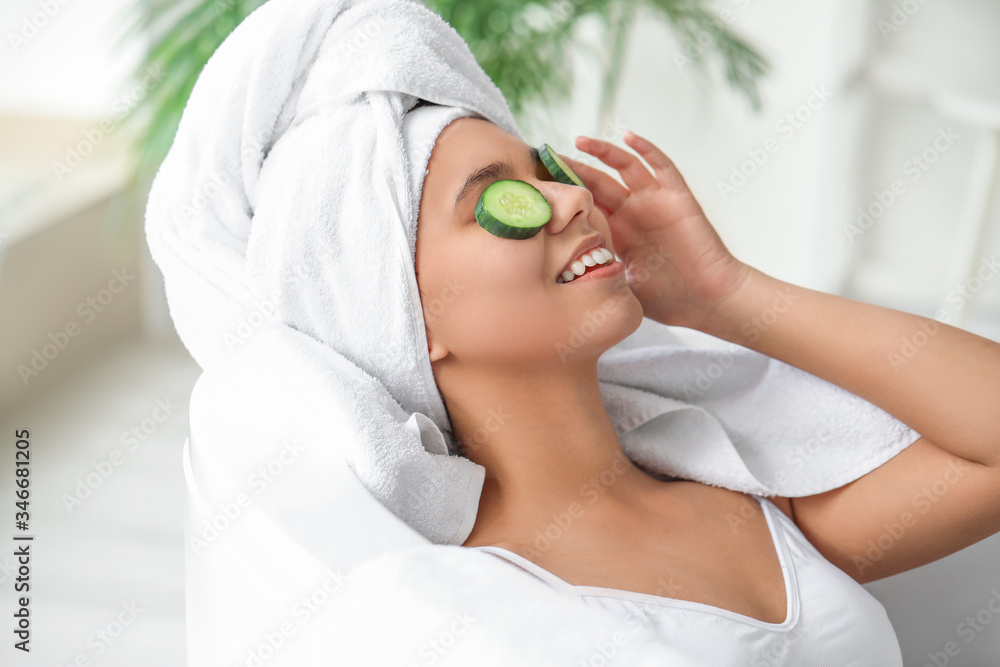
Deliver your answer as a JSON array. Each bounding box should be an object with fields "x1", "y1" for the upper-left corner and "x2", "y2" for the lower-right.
[
  {"x1": 144, "y1": 0, "x2": 921, "y2": 661},
  {"x1": 145, "y1": 0, "x2": 919, "y2": 546}
]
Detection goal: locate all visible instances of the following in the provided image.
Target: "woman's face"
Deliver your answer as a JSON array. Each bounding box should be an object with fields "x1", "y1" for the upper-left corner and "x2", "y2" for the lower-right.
[{"x1": 415, "y1": 117, "x2": 643, "y2": 370}]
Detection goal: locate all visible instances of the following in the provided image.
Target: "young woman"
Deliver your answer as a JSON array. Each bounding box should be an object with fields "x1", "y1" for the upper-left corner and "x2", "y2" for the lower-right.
[{"x1": 413, "y1": 114, "x2": 1000, "y2": 652}]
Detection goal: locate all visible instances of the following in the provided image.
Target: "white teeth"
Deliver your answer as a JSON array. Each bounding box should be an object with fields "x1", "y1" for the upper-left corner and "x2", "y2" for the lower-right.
[{"x1": 557, "y1": 247, "x2": 614, "y2": 283}]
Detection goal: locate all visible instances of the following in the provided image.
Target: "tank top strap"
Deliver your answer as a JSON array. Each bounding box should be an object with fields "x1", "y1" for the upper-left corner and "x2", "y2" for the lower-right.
[
  {"x1": 755, "y1": 493, "x2": 821, "y2": 561},
  {"x1": 754, "y1": 495, "x2": 802, "y2": 594},
  {"x1": 470, "y1": 546, "x2": 578, "y2": 593},
  {"x1": 752, "y1": 494, "x2": 791, "y2": 549},
  {"x1": 754, "y1": 494, "x2": 794, "y2": 539}
]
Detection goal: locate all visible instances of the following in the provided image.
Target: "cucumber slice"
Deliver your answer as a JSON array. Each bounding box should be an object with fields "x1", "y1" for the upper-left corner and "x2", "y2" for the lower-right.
[
  {"x1": 539, "y1": 143, "x2": 585, "y2": 187},
  {"x1": 474, "y1": 179, "x2": 552, "y2": 239}
]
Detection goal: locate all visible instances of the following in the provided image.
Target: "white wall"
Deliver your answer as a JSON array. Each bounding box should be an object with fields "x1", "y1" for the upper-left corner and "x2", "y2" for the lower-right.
[
  {"x1": 527, "y1": 0, "x2": 871, "y2": 291},
  {"x1": 1, "y1": 0, "x2": 145, "y2": 118},
  {"x1": 525, "y1": 0, "x2": 1000, "y2": 335},
  {"x1": 849, "y1": 0, "x2": 1000, "y2": 322}
]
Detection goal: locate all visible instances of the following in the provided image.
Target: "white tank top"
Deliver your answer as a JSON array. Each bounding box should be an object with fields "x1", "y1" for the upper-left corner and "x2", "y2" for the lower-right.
[{"x1": 469, "y1": 495, "x2": 903, "y2": 665}]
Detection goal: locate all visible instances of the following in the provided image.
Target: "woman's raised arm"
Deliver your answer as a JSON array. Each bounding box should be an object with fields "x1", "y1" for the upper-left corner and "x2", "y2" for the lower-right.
[
  {"x1": 569, "y1": 129, "x2": 1000, "y2": 583},
  {"x1": 699, "y1": 266, "x2": 1000, "y2": 583}
]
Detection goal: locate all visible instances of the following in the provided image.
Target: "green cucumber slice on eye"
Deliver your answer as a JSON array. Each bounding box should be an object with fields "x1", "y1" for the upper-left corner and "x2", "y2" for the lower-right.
[
  {"x1": 474, "y1": 179, "x2": 552, "y2": 239},
  {"x1": 539, "y1": 143, "x2": 585, "y2": 187}
]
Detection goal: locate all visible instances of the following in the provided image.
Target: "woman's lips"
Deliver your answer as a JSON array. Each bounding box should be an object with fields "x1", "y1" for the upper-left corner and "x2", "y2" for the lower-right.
[{"x1": 558, "y1": 258, "x2": 624, "y2": 285}]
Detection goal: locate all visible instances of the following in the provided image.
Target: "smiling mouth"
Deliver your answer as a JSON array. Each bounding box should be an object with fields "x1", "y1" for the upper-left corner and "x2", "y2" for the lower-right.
[{"x1": 557, "y1": 246, "x2": 616, "y2": 283}]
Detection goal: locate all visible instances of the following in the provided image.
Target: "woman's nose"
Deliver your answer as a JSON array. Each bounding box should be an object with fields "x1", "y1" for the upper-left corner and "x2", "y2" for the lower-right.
[{"x1": 541, "y1": 180, "x2": 593, "y2": 235}]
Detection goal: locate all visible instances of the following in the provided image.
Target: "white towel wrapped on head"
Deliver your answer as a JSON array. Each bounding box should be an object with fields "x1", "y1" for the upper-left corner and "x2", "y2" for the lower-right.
[{"x1": 144, "y1": 0, "x2": 921, "y2": 663}]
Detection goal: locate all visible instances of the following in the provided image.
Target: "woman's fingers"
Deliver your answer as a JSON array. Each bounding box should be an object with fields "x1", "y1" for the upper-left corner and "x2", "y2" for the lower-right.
[
  {"x1": 622, "y1": 130, "x2": 688, "y2": 191},
  {"x1": 574, "y1": 135, "x2": 658, "y2": 193},
  {"x1": 559, "y1": 153, "x2": 630, "y2": 212}
]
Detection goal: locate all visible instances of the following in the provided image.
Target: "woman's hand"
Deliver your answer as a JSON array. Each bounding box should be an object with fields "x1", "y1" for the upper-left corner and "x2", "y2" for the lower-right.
[{"x1": 561, "y1": 130, "x2": 752, "y2": 331}]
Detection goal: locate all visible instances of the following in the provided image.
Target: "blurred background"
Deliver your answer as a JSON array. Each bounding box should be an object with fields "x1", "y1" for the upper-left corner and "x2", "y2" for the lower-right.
[{"x1": 1, "y1": 0, "x2": 998, "y2": 664}]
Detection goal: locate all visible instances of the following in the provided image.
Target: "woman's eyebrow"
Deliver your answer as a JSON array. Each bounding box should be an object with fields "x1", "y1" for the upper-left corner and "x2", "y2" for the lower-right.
[{"x1": 453, "y1": 145, "x2": 540, "y2": 213}]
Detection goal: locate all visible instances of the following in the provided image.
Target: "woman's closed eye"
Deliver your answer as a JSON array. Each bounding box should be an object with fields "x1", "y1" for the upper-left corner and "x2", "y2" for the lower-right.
[{"x1": 469, "y1": 169, "x2": 550, "y2": 225}]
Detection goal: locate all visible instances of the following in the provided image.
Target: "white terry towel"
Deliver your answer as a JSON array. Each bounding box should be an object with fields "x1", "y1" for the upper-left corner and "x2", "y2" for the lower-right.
[
  {"x1": 144, "y1": 0, "x2": 921, "y2": 661},
  {"x1": 182, "y1": 321, "x2": 710, "y2": 666},
  {"x1": 145, "y1": 0, "x2": 920, "y2": 548}
]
